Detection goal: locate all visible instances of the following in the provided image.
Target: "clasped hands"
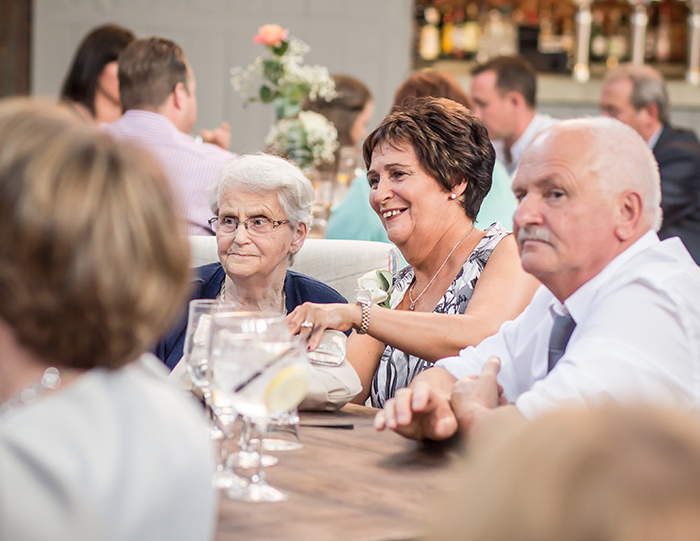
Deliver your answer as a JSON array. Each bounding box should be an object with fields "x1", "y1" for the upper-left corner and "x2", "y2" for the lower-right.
[{"x1": 374, "y1": 356, "x2": 507, "y2": 441}]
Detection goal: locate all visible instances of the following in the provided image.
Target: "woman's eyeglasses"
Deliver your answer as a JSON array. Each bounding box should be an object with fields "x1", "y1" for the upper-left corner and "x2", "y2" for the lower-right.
[{"x1": 208, "y1": 216, "x2": 290, "y2": 236}]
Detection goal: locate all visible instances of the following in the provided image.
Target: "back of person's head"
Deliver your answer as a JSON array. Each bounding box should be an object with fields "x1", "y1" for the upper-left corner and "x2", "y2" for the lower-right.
[
  {"x1": 427, "y1": 406, "x2": 700, "y2": 541},
  {"x1": 472, "y1": 55, "x2": 537, "y2": 109},
  {"x1": 604, "y1": 63, "x2": 670, "y2": 124},
  {"x1": 0, "y1": 98, "x2": 190, "y2": 370},
  {"x1": 303, "y1": 74, "x2": 373, "y2": 147},
  {"x1": 363, "y1": 96, "x2": 494, "y2": 222},
  {"x1": 60, "y1": 24, "x2": 135, "y2": 116},
  {"x1": 118, "y1": 37, "x2": 190, "y2": 112},
  {"x1": 393, "y1": 70, "x2": 472, "y2": 111}
]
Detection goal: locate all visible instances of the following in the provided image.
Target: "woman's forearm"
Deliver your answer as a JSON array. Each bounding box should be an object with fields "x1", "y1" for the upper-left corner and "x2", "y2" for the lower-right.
[
  {"x1": 364, "y1": 307, "x2": 497, "y2": 362},
  {"x1": 364, "y1": 238, "x2": 540, "y2": 362}
]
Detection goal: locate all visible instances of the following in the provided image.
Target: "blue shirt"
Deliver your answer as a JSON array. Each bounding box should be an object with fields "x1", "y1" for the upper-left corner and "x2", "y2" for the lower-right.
[{"x1": 154, "y1": 263, "x2": 347, "y2": 370}]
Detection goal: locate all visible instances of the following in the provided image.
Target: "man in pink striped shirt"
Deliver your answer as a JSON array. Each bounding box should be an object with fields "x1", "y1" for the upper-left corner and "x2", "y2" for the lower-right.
[{"x1": 104, "y1": 37, "x2": 234, "y2": 235}]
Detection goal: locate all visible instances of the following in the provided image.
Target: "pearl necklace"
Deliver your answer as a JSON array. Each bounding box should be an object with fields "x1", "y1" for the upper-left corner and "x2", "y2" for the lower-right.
[
  {"x1": 408, "y1": 226, "x2": 474, "y2": 311},
  {"x1": 0, "y1": 367, "x2": 62, "y2": 416}
]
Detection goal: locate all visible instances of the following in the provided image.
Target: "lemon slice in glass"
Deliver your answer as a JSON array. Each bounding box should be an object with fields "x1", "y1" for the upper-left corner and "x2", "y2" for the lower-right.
[{"x1": 263, "y1": 366, "x2": 308, "y2": 414}]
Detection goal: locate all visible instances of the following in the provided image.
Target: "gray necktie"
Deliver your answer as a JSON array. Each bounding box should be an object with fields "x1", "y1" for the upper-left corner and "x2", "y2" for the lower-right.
[{"x1": 548, "y1": 313, "x2": 576, "y2": 373}]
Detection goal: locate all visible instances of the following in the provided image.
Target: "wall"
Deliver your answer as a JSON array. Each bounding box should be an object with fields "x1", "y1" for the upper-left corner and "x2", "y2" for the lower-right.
[{"x1": 32, "y1": 0, "x2": 413, "y2": 153}]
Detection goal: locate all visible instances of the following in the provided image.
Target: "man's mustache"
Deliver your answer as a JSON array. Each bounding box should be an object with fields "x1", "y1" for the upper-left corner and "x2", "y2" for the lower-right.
[{"x1": 517, "y1": 227, "x2": 551, "y2": 244}]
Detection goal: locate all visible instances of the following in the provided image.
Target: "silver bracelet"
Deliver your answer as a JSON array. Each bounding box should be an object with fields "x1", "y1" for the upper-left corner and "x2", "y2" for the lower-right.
[{"x1": 356, "y1": 300, "x2": 371, "y2": 334}]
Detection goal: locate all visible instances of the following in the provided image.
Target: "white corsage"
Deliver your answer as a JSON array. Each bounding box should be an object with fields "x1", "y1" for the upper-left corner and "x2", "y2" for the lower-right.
[{"x1": 355, "y1": 269, "x2": 392, "y2": 308}]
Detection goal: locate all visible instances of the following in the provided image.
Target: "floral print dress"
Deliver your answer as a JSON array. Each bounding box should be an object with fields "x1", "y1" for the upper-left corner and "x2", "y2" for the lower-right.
[{"x1": 370, "y1": 223, "x2": 510, "y2": 408}]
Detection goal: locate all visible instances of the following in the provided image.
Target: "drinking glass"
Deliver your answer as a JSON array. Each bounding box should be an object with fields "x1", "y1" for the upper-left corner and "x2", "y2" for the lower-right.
[
  {"x1": 211, "y1": 325, "x2": 309, "y2": 502},
  {"x1": 208, "y1": 387, "x2": 247, "y2": 496},
  {"x1": 209, "y1": 312, "x2": 291, "y2": 470},
  {"x1": 183, "y1": 299, "x2": 238, "y2": 440}
]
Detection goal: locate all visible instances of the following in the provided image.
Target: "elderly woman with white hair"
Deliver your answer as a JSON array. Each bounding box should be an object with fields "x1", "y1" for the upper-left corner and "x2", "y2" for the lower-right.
[{"x1": 156, "y1": 153, "x2": 347, "y2": 370}]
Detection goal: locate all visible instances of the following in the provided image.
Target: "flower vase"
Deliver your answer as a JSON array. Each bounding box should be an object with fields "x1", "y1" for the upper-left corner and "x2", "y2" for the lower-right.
[{"x1": 305, "y1": 167, "x2": 334, "y2": 239}]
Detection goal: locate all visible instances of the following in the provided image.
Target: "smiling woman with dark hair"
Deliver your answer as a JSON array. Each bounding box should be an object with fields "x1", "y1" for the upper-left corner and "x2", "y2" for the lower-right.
[{"x1": 289, "y1": 97, "x2": 539, "y2": 407}]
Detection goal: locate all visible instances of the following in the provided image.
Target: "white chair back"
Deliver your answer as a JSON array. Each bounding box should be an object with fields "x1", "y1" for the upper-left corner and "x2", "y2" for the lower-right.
[{"x1": 188, "y1": 236, "x2": 401, "y2": 302}]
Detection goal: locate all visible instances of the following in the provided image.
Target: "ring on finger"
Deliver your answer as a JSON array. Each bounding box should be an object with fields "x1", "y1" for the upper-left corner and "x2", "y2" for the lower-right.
[{"x1": 301, "y1": 320, "x2": 314, "y2": 329}]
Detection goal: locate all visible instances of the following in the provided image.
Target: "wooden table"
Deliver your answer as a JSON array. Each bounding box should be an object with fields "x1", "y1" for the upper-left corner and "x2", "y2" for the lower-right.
[{"x1": 216, "y1": 404, "x2": 460, "y2": 541}]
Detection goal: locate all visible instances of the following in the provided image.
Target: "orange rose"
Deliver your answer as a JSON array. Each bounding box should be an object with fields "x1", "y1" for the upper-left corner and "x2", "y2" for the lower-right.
[{"x1": 253, "y1": 24, "x2": 290, "y2": 46}]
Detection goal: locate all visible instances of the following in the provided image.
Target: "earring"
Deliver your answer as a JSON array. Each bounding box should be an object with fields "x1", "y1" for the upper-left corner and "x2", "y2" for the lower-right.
[{"x1": 449, "y1": 193, "x2": 457, "y2": 200}]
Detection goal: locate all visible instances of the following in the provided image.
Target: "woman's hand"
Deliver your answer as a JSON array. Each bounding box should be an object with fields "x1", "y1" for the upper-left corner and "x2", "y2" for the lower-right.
[{"x1": 286, "y1": 302, "x2": 362, "y2": 350}]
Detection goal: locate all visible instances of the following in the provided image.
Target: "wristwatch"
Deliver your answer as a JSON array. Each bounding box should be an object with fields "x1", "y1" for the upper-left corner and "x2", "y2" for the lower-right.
[{"x1": 356, "y1": 299, "x2": 371, "y2": 334}]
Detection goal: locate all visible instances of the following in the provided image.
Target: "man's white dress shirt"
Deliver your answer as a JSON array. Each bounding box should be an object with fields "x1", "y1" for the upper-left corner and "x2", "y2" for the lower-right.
[
  {"x1": 436, "y1": 232, "x2": 700, "y2": 418},
  {"x1": 104, "y1": 110, "x2": 234, "y2": 235},
  {"x1": 647, "y1": 125, "x2": 663, "y2": 150},
  {"x1": 492, "y1": 112, "x2": 558, "y2": 176}
]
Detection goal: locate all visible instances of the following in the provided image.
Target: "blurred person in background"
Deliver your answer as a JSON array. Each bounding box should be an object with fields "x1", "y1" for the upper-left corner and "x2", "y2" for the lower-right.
[
  {"x1": 60, "y1": 24, "x2": 135, "y2": 124},
  {"x1": 427, "y1": 406, "x2": 700, "y2": 541},
  {"x1": 470, "y1": 55, "x2": 557, "y2": 176},
  {"x1": 303, "y1": 74, "x2": 383, "y2": 242},
  {"x1": 303, "y1": 73, "x2": 374, "y2": 174},
  {"x1": 105, "y1": 37, "x2": 234, "y2": 235},
  {"x1": 0, "y1": 99, "x2": 215, "y2": 541},
  {"x1": 601, "y1": 63, "x2": 700, "y2": 264}
]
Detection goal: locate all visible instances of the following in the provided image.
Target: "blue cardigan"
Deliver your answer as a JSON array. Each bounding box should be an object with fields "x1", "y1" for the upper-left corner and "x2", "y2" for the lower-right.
[{"x1": 155, "y1": 263, "x2": 347, "y2": 370}]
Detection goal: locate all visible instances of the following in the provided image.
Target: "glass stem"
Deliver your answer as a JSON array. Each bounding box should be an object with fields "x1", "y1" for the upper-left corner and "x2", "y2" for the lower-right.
[
  {"x1": 239, "y1": 417, "x2": 253, "y2": 450},
  {"x1": 249, "y1": 420, "x2": 268, "y2": 486},
  {"x1": 219, "y1": 431, "x2": 231, "y2": 472}
]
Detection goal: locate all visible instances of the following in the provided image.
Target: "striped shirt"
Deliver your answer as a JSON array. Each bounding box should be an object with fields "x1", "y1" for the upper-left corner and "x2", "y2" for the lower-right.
[{"x1": 103, "y1": 110, "x2": 234, "y2": 235}]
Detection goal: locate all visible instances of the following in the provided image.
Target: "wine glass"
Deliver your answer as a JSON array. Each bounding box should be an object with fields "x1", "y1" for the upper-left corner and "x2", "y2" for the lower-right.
[
  {"x1": 207, "y1": 386, "x2": 247, "y2": 495},
  {"x1": 209, "y1": 312, "x2": 290, "y2": 470},
  {"x1": 182, "y1": 299, "x2": 248, "y2": 493},
  {"x1": 211, "y1": 323, "x2": 309, "y2": 502},
  {"x1": 182, "y1": 299, "x2": 238, "y2": 440}
]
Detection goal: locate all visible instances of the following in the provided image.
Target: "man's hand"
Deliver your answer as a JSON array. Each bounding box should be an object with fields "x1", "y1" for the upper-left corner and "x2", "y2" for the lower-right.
[
  {"x1": 450, "y1": 356, "x2": 506, "y2": 433},
  {"x1": 373, "y1": 369, "x2": 458, "y2": 441},
  {"x1": 199, "y1": 122, "x2": 231, "y2": 150}
]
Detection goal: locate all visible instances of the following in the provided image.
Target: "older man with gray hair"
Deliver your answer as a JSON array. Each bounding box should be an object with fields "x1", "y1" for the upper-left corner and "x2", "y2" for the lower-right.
[
  {"x1": 374, "y1": 117, "x2": 700, "y2": 441},
  {"x1": 600, "y1": 63, "x2": 700, "y2": 264}
]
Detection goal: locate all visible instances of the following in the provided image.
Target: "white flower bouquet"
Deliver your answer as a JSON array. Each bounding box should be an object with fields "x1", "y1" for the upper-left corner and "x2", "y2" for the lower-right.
[
  {"x1": 231, "y1": 24, "x2": 337, "y2": 121},
  {"x1": 265, "y1": 110, "x2": 339, "y2": 169}
]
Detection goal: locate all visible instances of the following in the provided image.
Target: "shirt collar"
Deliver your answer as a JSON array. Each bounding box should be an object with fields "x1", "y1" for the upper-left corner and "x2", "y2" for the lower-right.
[
  {"x1": 509, "y1": 113, "x2": 545, "y2": 169},
  {"x1": 120, "y1": 109, "x2": 182, "y2": 136},
  {"x1": 647, "y1": 125, "x2": 663, "y2": 150},
  {"x1": 549, "y1": 230, "x2": 659, "y2": 323}
]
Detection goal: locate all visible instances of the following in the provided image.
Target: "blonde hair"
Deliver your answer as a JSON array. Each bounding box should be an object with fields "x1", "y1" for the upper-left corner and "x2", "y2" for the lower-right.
[
  {"x1": 0, "y1": 99, "x2": 191, "y2": 369},
  {"x1": 427, "y1": 406, "x2": 700, "y2": 541}
]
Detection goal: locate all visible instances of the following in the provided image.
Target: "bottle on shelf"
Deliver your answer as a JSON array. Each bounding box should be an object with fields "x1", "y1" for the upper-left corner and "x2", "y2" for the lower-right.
[
  {"x1": 463, "y1": 2, "x2": 481, "y2": 58},
  {"x1": 606, "y1": 8, "x2": 630, "y2": 68},
  {"x1": 655, "y1": 0, "x2": 672, "y2": 62},
  {"x1": 419, "y1": 6, "x2": 442, "y2": 61},
  {"x1": 452, "y1": 9, "x2": 468, "y2": 58},
  {"x1": 441, "y1": 12, "x2": 456, "y2": 57}
]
